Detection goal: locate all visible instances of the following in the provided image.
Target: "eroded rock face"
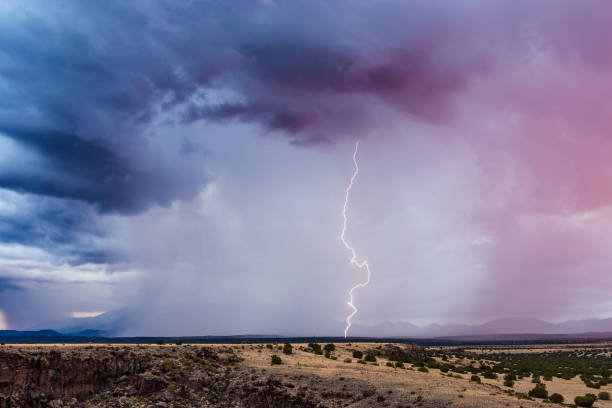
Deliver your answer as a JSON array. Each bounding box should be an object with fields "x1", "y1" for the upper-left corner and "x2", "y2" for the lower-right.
[
  {"x1": 0, "y1": 348, "x2": 145, "y2": 407},
  {"x1": 366, "y1": 343, "x2": 427, "y2": 362},
  {"x1": 245, "y1": 378, "x2": 317, "y2": 408},
  {"x1": 0, "y1": 345, "x2": 313, "y2": 408}
]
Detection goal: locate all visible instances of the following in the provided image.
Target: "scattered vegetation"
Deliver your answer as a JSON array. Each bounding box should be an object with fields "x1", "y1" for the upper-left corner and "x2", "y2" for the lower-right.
[
  {"x1": 308, "y1": 343, "x2": 323, "y2": 355},
  {"x1": 270, "y1": 354, "x2": 282, "y2": 365},
  {"x1": 364, "y1": 354, "x2": 377, "y2": 363},
  {"x1": 324, "y1": 343, "x2": 335, "y2": 353},
  {"x1": 527, "y1": 383, "x2": 547, "y2": 399},
  {"x1": 282, "y1": 342, "x2": 293, "y2": 355},
  {"x1": 574, "y1": 394, "x2": 596, "y2": 407},
  {"x1": 549, "y1": 393, "x2": 564, "y2": 404}
]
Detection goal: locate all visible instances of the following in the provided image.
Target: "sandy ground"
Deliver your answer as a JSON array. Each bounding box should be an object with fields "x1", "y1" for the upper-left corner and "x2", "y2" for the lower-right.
[
  {"x1": 233, "y1": 343, "x2": 554, "y2": 407},
  {"x1": 4, "y1": 342, "x2": 611, "y2": 407}
]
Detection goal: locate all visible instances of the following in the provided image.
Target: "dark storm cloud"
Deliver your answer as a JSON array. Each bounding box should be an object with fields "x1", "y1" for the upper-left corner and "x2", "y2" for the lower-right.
[
  {"x1": 0, "y1": 0, "x2": 491, "y2": 260},
  {"x1": 0, "y1": 277, "x2": 21, "y2": 293},
  {"x1": 3, "y1": 0, "x2": 612, "y2": 281},
  {"x1": 0, "y1": 126, "x2": 201, "y2": 214},
  {"x1": 0, "y1": 189, "x2": 112, "y2": 264}
]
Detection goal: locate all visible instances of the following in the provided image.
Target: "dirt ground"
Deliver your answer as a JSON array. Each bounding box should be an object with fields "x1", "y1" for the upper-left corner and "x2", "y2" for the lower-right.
[
  {"x1": 2, "y1": 342, "x2": 611, "y2": 407},
  {"x1": 233, "y1": 342, "x2": 557, "y2": 407}
]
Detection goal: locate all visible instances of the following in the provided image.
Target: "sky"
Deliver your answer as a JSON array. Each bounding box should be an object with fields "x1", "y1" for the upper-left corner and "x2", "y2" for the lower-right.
[{"x1": 2, "y1": 0, "x2": 612, "y2": 335}]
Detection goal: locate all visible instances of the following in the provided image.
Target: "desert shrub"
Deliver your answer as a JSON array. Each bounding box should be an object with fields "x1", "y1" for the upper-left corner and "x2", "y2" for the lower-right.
[
  {"x1": 599, "y1": 391, "x2": 610, "y2": 401},
  {"x1": 543, "y1": 374, "x2": 552, "y2": 381},
  {"x1": 575, "y1": 394, "x2": 596, "y2": 407},
  {"x1": 156, "y1": 339, "x2": 165, "y2": 345},
  {"x1": 324, "y1": 343, "x2": 335, "y2": 353},
  {"x1": 357, "y1": 360, "x2": 366, "y2": 364},
  {"x1": 549, "y1": 393, "x2": 564, "y2": 404},
  {"x1": 418, "y1": 367, "x2": 429, "y2": 373},
  {"x1": 324, "y1": 351, "x2": 331, "y2": 358},
  {"x1": 364, "y1": 354, "x2": 377, "y2": 362},
  {"x1": 352, "y1": 350, "x2": 363, "y2": 359},
  {"x1": 283, "y1": 343, "x2": 293, "y2": 355},
  {"x1": 344, "y1": 358, "x2": 352, "y2": 363},
  {"x1": 0, "y1": 341, "x2": 4, "y2": 346},
  {"x1": 271, "y1": 355, "x2": 282, "y2": 365},
  {"x1": 531, "y1": 374, "x2": 541, "y2": 383},
  {"x1": 331, "y1": 356, "x2": 337, "y2": 360},
  {"x1": 528, "y1": 383, "x2": 547, "y2": 399},
  {"x1": 483, "y1": 371, "x2": 497, "y2": 379},
  {"x1": 175, "y1": 340, "x2": 183, "y2": 345},
  {"x1": 386, "y1": 362, "x2": 394, "y2": 367},
  {"x1": 362, "y1": 389, "x2": 375, "y2": 398},
  {"x1": 266, "y1": 344, "x2": 273, "y2": 349},
  {"x1": 503, "y1": 373, "x2": 516, "y2": 387},
  {"x1": 470, "y1": 375, "x2": 481, "y2": 383},
  {"x1": 395, "y1": 361, "x2": 405, "y2": 369},
  {"x1": 308, "y1": 342, "x2": 321, "y2": 351}
]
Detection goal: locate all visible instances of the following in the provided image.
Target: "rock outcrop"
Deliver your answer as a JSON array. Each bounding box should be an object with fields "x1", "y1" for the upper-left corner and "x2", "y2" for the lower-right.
[{"x1": 0, "y1": 347, "x2": 144, "y2": 407}]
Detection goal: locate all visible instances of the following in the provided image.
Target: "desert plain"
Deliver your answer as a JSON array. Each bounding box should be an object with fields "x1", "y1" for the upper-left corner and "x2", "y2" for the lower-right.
[{"x1": 1, "y1": 341, "x2": 612, "y2": 407}]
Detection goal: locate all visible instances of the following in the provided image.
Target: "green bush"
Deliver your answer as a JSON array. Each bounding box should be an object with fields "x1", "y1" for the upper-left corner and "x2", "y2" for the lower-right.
[
  {"x1": 266, "y1": 344, "x2": 273, "y2": 349},
  {"x1": 549, "y1": 393, "x2": 564, "y2": 404},
  {"x1": 344, "y1": 358, "x2": 352, "y2": 363},
  {"x1": 352, "y1": 350, "x2": 363, "y2": 359},
  {"x1": 503, "y1": 378, "x2": 514, "y2": 387},
  {"x1": 364, "y1": 354, "x2": 377, "y2": 362},
  {"x1": 175, "y1": 340, "x2": 183, "y2": 345},
  {"x1": 470, "y1": 375, "x2": 481, "y2": 383},
  {"x1": 386, "y1": 362, "x2": 394, "y2": 367},
  {"x1": 418, "y1": 367, "x2": 429, "y2": 373},
  {"x1": 0, "y1": 341, "x2": 4, "y2": 346},
  {"x1": 483, "y1": 371, "x2": 497, "y2": 379},
  {"x1": 282, "y1": 343, "x2": 293, "y2": 355},
  {"x1": 395, "y1": 361, "x2": 405, "y2": 369},
  {"x1": 271, "y1": 355, "x2": 282, "y2": 365},
  {"x1": 599, "y1": 391, "x2": 610, "y2": 401},
  {"x1": 156, "y1": 339, "x2": 165, "y2": 345},
  {"x1": 324, "y1": 351, "x2": 331, "y2": 359},
  {"x1": 308, "y1": 343, "x2": 323, "y2": 355},
  {"x1": 362, "y1": 389, "x2": 375, "y2": 398},
  {"x1": 324, "y1": 343, "x2": 335, "y2": 353},
  {"x1": 528, "y1": 383, "x2": 547, "y2": 399},
  {"x1": 575, "y1": 394, "x2": 596, "y2": 407}
]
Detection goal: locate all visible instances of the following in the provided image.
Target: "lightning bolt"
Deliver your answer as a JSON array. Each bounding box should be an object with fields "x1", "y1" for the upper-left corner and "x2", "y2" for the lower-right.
[{"x1": 341, "y1": 140, "x2": 371, "y2": 338}]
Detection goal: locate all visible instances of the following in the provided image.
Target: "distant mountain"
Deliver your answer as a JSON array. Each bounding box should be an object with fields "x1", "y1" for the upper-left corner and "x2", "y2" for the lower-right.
[
  {"x1": 351, "y1": 317, "x2": 612, "y2": 338},
  {"x1": 23, "y1": 311, "x2": 612, "y2": 339},
  {"x1": 0, "y1": 330, "x2": 63, "y2": 337},
  {"x1": 30, "y1": 310, "x2": 131, "y2": 337}
]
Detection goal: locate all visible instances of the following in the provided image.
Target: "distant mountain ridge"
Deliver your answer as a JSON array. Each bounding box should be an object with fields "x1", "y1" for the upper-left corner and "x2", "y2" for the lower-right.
[
  {"x1": 21, "y1": 312, "x2": 612, "y2": 339},
  {"x1": 350, "y1": 317, "x2": 612, "y2": 338}
]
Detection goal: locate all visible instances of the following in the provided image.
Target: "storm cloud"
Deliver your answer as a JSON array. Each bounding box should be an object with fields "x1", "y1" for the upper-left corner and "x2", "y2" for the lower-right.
[{"x1": 3, "y1": 0, "x2": 612, "y2": 334}]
